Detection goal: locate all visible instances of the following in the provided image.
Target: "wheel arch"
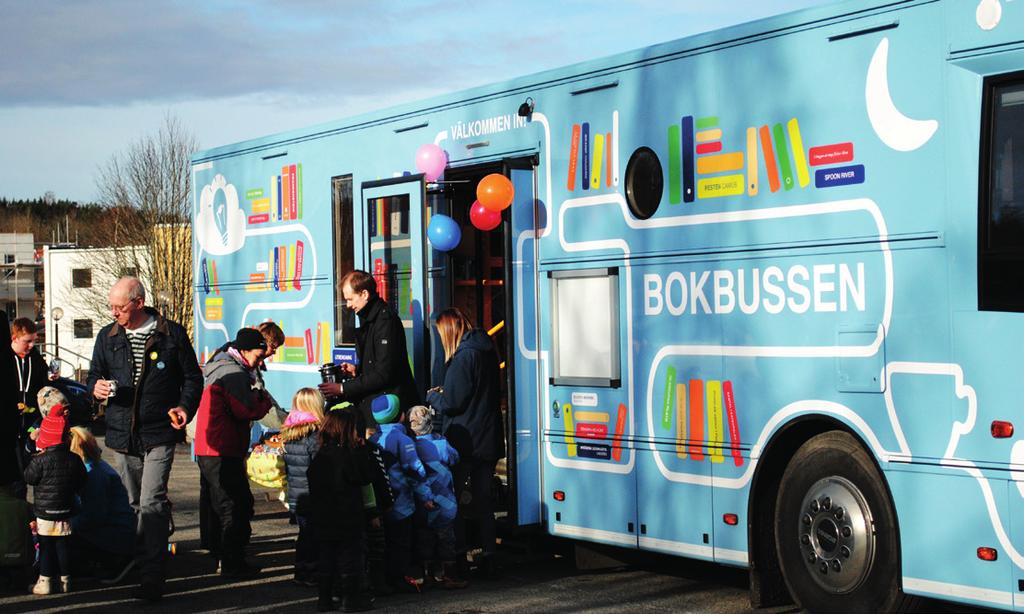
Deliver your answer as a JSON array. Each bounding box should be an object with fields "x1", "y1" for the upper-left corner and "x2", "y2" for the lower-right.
[{"x1": 746, "y1": 413, "x2": 902, "y2": 607}]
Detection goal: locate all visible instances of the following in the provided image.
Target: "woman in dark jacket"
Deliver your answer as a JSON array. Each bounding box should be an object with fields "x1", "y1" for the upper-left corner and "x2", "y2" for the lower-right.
[
  {"x1": 308, "y1": 411, "x2": 391, "y2": 612},
  {"x1": 280, "y1": 388, "x2": 325, "y2": 586},
  {"x1": 424, "y1": 308, "x2": 504, "y2": 574}
]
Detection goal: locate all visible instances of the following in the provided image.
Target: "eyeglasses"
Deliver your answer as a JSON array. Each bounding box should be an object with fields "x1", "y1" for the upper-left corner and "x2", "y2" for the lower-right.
[{"x1": 109, "y1": 299, "x2": 140, "y2": 313}]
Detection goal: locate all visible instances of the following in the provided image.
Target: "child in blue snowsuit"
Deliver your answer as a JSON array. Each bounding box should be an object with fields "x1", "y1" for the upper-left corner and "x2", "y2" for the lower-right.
[
  {"x1": 368, "y1": 394, "x2": 433, "y2": 590},
  {"x1": 408, "y1": 405, "x2": 467, "y2": 589}
]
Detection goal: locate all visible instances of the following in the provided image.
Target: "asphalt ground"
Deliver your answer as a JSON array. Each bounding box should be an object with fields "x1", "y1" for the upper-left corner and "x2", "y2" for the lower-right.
[{"x1": 0, "y1": 441, "x2": 997, "y2": 613}]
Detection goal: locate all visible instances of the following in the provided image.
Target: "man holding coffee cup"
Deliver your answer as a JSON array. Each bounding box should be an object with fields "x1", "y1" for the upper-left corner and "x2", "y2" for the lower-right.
[{"x1": 86, "y1": 277, "x2": 203, "y2": 602}]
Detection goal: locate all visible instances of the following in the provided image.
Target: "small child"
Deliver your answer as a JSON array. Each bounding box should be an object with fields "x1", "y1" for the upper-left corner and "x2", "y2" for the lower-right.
[
  {"x1": 368, "y1": 394, "x2": 434, "y2": 591},
  {"x1": 280, "y1": 388, "x2": 326, "y2": 587},
  {"x1": 22, "y1": 386, "x2": 87, "y2": 595},
  {"x1": 308, "y1": 411, "x2": 390, "y2": 613},
  {"x1": 408, "y1": 405, "x2": 466, "y2": 589}
]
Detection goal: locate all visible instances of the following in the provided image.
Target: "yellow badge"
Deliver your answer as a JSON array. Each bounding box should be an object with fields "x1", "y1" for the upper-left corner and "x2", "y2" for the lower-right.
[{"x1": 150, "y1": 351, "x2": 159, "y2": 360}]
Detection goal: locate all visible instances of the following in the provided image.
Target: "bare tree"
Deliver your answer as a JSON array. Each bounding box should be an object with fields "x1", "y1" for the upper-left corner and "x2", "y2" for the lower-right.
[{"x1": 88, "y1": 114, "x2": 198, "y2": 338}]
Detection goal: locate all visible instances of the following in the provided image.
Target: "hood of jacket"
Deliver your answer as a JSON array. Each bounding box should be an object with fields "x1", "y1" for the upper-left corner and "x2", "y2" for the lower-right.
[
  {"x1": 456, "y1": 328, "x2": 495, "y2": 356},
  {"x1": 202, "y1": 348, "x2": 248, "y2": 387},
  {"x1": 280, "y1": 409, "x2": 320, "y2": 442}
]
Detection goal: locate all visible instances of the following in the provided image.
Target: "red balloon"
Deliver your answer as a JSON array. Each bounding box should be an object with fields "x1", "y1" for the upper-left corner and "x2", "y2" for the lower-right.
[
  {"x1": 470, "y1": 200, "x2": 502, "y2": 231},
  {"x1": 476, "y1": 173, "x2": 514, "y2": 212}
]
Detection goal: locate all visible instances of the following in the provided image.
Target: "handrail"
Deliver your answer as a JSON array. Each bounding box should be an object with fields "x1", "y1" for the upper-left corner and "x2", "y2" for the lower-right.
[{"x1": 487, "y1": 320, "x2": 505, "y2": 337}]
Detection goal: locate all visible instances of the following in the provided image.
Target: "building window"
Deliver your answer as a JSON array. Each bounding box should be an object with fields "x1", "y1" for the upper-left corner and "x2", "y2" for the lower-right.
[
  {"x1": 3, "y1": 254, "x2": 14, "y2": 264},
  {"x1": 980, "y1": 73, "x2": 1024, "y2": 311},
  {"x1": 120, "y1": 267, "x2": 138, "y2": 278},
  {"x1": 73, "y1": 319, "x2": 93, "y2": 339},
  {"x1": 549, "y1": 267, "x2": 621, "y2": 387},
  {"x1": 72, "y1": 268, "x2": 92, "y2": 289},
  {"x1": 4, "y1": 302, "x2": 14, "y2": 319}
]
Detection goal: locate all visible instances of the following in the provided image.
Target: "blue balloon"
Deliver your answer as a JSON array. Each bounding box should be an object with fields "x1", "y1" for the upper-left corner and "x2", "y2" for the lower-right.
[{"x1": 427, "y1": 214, "x2": 461, "y2": 252}]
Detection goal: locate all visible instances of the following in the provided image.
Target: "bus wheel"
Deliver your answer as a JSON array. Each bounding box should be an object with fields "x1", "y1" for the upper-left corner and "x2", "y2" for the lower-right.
[{"x1": 774, "y1": 431, "x2": 914, "y2": 614}]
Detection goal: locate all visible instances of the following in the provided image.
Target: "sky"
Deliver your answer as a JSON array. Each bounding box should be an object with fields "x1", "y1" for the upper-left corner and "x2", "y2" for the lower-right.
[{"x1": 0, "y1": 0, "x2": 840, "y2": 203}]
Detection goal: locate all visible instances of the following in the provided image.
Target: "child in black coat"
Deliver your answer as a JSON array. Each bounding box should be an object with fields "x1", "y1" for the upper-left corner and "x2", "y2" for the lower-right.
[
  {"x1": 23, "y1": 387, "x2": 87, "y2": 595},
  {"x1": 308, "y1": 411, "x2": 392, "y2": 612}
]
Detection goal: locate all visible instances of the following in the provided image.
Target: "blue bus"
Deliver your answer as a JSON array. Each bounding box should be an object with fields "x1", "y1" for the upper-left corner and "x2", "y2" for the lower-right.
[{"x1": 191, "y1": 1, "x2": 1024, "y2": 611}]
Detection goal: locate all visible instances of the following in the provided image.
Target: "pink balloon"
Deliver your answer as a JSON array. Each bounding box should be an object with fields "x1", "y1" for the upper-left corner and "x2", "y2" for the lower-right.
[
  {"x1": 470, "y1": 200, "x2": 502, "y2": 231},
  {"x1": 415, "y1": 143, "x2": 447, "y2": 182}
]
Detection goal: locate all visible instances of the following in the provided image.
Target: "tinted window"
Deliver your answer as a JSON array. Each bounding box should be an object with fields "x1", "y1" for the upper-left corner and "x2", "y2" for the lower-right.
[{"x1": 980, "y1": 76, "x2": 1024, "y2": 311}]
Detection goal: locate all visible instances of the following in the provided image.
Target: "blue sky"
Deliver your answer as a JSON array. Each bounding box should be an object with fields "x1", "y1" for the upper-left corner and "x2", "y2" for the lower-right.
[{"x1": 0, "y1": 0, "x2": 839, "y2": 202}]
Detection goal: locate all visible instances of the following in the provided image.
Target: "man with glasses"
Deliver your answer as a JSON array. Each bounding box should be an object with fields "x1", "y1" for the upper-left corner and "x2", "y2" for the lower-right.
[{"x1": 86, "y1": 276, "x2": 202, "y2": 602}]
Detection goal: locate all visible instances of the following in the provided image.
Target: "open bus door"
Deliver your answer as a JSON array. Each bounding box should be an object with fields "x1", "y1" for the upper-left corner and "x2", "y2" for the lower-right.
[
  {"x1": 359, "y1": 175, "x2": 431, "y2": 395},
  {"x1": 504, "y1": 155, "x2": 543, "y2": 527}
]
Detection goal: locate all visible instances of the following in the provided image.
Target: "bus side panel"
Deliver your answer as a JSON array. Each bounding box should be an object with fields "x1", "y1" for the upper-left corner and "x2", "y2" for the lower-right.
[
  {"x1": 888, "y1": 467, "x2": 1013, "y2": 610},
  {"x1": 636, "y1": 446, "x2": 714, "y2": 562},
  {"x1": 1012, "y1": 481, "x2": 1024, "y2": 612}
]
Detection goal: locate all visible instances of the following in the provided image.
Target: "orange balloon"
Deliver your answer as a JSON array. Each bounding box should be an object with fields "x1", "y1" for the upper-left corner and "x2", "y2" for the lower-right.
[{"x1": 477, "y1": 173, "x2": 514, "y2": 212}]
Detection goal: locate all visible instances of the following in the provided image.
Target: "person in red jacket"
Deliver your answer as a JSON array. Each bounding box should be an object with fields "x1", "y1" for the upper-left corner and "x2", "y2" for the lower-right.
[{"x1": 193, "y1": 328, "x2": 272, "y2": 577}]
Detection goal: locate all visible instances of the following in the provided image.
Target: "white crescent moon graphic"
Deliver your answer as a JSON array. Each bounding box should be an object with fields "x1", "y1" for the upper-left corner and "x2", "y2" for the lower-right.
[{"x1": 865, "y1": 37, "x2": 938, "y2": 152}]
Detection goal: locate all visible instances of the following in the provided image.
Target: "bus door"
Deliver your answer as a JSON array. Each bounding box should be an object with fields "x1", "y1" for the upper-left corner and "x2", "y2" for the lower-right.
[
  {"x1": 359, "y1": 175, "x2": 430, "y2": 394},
  {"x1": 505, "y1": 156, "x2": 542, "y2": 526},
  {"x1": 425, "y1": 155, "x2": 541, "y2": 526}
]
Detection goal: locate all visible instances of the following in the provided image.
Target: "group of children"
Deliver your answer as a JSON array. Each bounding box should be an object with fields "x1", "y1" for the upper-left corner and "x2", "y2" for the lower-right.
[{"x1": 280, "y1": 388, "x2": 467, "y2": 613}]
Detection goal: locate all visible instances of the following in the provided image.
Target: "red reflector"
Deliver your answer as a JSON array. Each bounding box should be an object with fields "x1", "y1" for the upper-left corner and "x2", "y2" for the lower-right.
[
  {"x1": 991, "y1": 421, "x2": 1014, "y2": 438},
  {"x1": 553, "y1": 490, "x2": 565, "y2": 502},
  {"x1": 723, "y1": 513, "x2": 739, "y2": 526},
  {"x1": 977, "y1": 547, "x2": 998, "y2": 561}
]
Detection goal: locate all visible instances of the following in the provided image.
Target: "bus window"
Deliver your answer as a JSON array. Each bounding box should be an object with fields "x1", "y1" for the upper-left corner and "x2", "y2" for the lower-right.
[
  {"x1": 550, "y1": 267, "x2": 621, "y2": 387},
  {"x1": 332, "y1": 174, "x2": 355, "y2": 344},
  {"x1": 980, "y1": 75, "x2": 1024, "y2": 311}
]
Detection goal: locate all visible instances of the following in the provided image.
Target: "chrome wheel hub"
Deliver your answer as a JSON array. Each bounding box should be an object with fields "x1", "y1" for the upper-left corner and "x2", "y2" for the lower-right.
[{"x1": 796, "y1": 476, "x2": 875, "y2": 594}]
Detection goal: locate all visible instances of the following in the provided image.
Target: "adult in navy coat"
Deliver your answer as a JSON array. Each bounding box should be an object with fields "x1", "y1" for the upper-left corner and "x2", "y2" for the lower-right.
[{"x1": 424, "y1": 308, "x2": 504, "y2": 572}]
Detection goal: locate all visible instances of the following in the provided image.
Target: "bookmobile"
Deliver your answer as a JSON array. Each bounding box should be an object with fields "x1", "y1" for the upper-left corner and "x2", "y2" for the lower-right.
[{"x1": 191, "y1": 1, "x2": 1024, "y2": 610}]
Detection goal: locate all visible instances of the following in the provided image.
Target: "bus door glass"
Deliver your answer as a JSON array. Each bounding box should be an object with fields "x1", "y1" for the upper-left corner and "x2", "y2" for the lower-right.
[
  {"x1": 360, "y1": 176, "x2": 429, "y2": 395},
  {"x1": 506, "y1": 157, "x2": 542, "y2": 526}
]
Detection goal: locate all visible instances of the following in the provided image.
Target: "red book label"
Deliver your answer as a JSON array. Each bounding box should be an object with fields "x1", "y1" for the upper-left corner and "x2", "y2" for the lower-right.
[
  {"x1": 611, "y1": 404, "x2": 627, "y2": 461},
  {"x1": 304, "y1": 328, "x2": 314, "y2": 364},
  {"x1": 576, "y1": 423, "x2": 608, "y2": 439},
  {"x1": 809, "y1": 142, "x2": 854, "y2": 166},
  {"x1": 248, "y1": 213, "x2": 269, "y2": 224},
  {"x1": 723, "y1": 381, "x2": 743, "y2": 467},
  {"x1": 696, "y1": 142, "x2": 722, "y2": 155}
]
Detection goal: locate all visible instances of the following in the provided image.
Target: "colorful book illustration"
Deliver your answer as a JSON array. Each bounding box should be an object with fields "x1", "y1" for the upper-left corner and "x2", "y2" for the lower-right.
[
  {"x1": 590, "y1": 133, "x2": 604, "y2": 189},
  {"x1": 707, "y1": 380, "x2": 725, "y2": 464},
  {"x1": 759, "y1": 125, "x2": 780, "y2": 193},
  {"x1": 687, "y1": 380, "x2": 705, "y2": 460},
  {"x1": 669, "y1": 124, "x2": 682, "y2": 204},
  {"x1": 612, "y1": 110, "x2": 620, "y2": 187},
  {"x1": 787, "y1": 118, "x2": 810, "y2": 188},
  {"x1": 675, "y1": 383, "x2": 687, "y2": 459},
  {"x1": 682, "y1": 116, "x2": 695, "y2": 203},
  {"x1": 662, "y1": 365, "x2": 677, "y2": 430},
  {"x1": 612, "y1": 403, "x2": 627, "y2": 462},
  {"x1": 581, "y1": 122, "x2": 590, "y2": 189},
  {"x1": 563, "y1": 403, "x2": 576, "y2": 457},
  {"x1": 567, "y1": 124, "x2": 580, "y2": 191},
  {"x1": 772, "y1": 123, "x2": 794, "y2": 190},
  {"x1": 746, "y1": 127, "x2": 759, "y2": 196}
]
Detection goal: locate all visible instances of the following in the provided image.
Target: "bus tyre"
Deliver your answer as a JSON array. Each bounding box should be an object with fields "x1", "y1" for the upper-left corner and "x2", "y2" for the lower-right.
[{"x1": 774, "y1": 431, "x2": 915, "y2": 614}]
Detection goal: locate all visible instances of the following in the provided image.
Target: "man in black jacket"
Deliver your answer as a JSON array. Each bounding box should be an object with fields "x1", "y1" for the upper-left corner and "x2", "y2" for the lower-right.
[
  {"x1": 0, "y1": 312, "x2": 19, "y2": 489},
  {"x1": 86, "y1": 277, "x2": 203, "y2": 601},
  {"x1": 318, "y1": 270, "x2": 418, "y2": 426}
]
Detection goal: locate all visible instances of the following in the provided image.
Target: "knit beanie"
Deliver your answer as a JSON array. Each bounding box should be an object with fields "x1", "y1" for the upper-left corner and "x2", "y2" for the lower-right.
[
  {"x1": 408, "y1": 405, "x2": 434, "y2": 436},
  {"x1": 37, "y1": 386, "x2": 68, "y2": 419},
  {"x1": 370, "y1": 394, "x2": 401, "y2": 425},
  {"x1": 36, "y1": 404, "x2": 68, "y2": 450}
]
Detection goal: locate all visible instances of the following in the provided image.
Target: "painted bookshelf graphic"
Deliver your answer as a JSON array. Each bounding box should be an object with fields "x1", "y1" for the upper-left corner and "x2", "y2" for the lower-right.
[
  {"x1": 649, "y1": 113, "x2": 867, "y2": 204},
  {"x1": 552, "y1": 400, "x2": 629, "y2": 462},
  {"x1": 245, "y1": 164, "x2": 304, "y2": 225},
  {"x1": 658, "y1": 375, "x2": 744, "y2": 466},
  {"x1": 244, "y1": 240, "x2": 306, "y2": 293},
  {"x1": 199, "y1": 320, "x2": 331, "y2": 367},
  {"x1": 566, "y1": 111, "x2": 620, "y2": 192}
]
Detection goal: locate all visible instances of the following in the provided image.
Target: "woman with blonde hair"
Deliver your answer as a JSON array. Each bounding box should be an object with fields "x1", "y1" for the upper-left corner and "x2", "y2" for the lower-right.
[
  {"x1": 67, "y1": 427, "x2": 135, "y2": 583},
  {"x1": 281, "y1": 387, "x2": 326, "y2": 586},
  {"x1": 425, "y1": 307, "x2": 504, "y2": 578}
]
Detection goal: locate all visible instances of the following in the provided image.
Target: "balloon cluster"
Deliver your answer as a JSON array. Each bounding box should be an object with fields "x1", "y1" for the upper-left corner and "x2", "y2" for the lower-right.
[{"x1": 416, "y1": 141, "x2": 515, "y2": 252}]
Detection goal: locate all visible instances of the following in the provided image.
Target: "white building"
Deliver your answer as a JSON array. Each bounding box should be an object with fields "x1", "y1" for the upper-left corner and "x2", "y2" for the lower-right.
[
  {"x1": 43, "y1": 245, "x2": 151, "y2": 377},
  {"x1": 0, "y1": 233, "x2": 40, "y2": 321}
]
